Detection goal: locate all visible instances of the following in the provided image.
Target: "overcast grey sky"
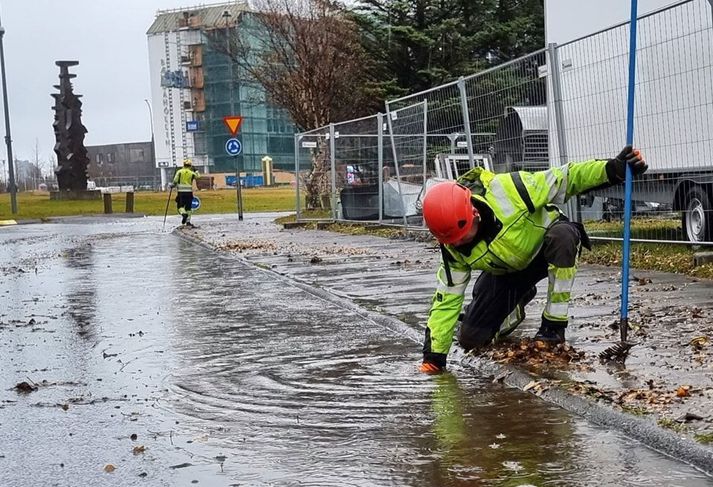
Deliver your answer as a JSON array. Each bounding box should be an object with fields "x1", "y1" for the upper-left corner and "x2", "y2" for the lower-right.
[
  {"x1": 0, "y1": 0, "x2": 684, "y2": 169},
  {"x1": 545, "y1": 0, "x2": 680, "y2": 44},
  {"x1": 0, "y1": 0, "x2": 201, "y2": 167}
]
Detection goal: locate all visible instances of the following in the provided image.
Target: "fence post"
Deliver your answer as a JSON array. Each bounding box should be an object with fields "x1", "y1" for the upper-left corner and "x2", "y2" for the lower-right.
[
  {"x1": 548, "y1": 42, "x2": 580, "y2": 222},
  {"x1": 329, "y1": 123, "x2": 337, "y2": 220},
  {"x1": 457, "y1": 77, "x2": 475, "y2": 166},
  {"x1": 103, "y1": 193, "x2": 113, "y2": 214},
  {"x1": 125, "y1": 191, "x2": 134, "y2": 213},
  {"x1": 384, "y1": 102, "x2": 409, "y2": 227},
  {"x1": 295, "y1": 134, "x2": 301, "y2": 221},
  {"x1": 422, "y1": 100, "x2": 428, "y2": 187},
  {"x1": 377, "y1": 112, "x2": 384, "y2": 223}
]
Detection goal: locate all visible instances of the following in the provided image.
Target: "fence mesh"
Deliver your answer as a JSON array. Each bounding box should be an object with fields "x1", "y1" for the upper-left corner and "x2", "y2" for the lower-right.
[
  {"x1": 556, "y1": 0, "x2": 713, "y2": 243},
  {"x1": 332, "y1": 115, "x2": 383, "y2": 222},
  {"x1": 463, "y1": 50, "x2": 548, "y2": 174},
  {"x1": 294, "y1": 0, "x2": 713, "y2": 245},
  {"x1": 385, "y1": 82, "x2": 467, "y2": 224}
]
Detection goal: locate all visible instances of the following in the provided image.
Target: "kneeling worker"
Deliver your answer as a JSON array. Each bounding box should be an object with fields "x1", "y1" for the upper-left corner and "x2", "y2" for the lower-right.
[{"x1": 419, "y1": 146, "x2": 647, "y2": 374}]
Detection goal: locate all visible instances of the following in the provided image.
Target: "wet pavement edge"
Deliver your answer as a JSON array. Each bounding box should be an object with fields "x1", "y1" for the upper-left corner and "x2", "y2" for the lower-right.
[{"x1": 172, "y1": 227, "x2": 713, "y2": 477}]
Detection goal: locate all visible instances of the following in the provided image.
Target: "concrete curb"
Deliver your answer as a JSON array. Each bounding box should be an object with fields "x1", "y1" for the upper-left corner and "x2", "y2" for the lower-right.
[
  {"x1": 4, "y1": 214, "x2": 147, "y2": 225},
  {"x1": 172, "y1": 228, "x2": 713, "y2": 476}
]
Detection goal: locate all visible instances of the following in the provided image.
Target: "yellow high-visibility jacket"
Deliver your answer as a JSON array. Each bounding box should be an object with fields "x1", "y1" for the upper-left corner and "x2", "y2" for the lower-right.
[
  {"x1": 173, "y1": 168, "x2": 199, "y2": 192},
  {"x1": 426, "y1": 160, "x2": 611, "y2": 356}
]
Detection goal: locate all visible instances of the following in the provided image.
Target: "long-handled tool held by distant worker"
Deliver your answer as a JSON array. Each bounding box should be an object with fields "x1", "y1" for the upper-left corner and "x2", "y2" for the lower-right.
[
  {"x1": 600, "y1": 0, "x2": 639, "y2": 364},
  {"x1": 162, "y1": 166, "x2": 178, "y2": 232}
]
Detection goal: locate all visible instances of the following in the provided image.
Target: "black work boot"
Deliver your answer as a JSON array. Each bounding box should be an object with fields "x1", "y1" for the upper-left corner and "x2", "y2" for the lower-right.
[
  {"x1": 534, "y1": 318, "x2": 566, "y2": 343},
  {"x1": 181, "y1": 214, "x2": 188, "y2": 225}
]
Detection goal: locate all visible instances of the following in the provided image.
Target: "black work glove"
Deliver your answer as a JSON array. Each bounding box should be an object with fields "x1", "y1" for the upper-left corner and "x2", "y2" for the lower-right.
[{"x1": 606, "y1": 145, "x2": 648, "y2": 183}]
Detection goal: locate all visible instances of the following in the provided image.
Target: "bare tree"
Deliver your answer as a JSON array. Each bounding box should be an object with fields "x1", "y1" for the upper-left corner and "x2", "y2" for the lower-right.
[{"x1": 208, "y1": 0, "x2": 378, "y2": 208}]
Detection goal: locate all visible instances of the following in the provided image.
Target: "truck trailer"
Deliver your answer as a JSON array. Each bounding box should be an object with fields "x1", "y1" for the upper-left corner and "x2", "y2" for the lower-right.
[{"x1": 546, "y1": 0, "x2": 713, "y2": 242}]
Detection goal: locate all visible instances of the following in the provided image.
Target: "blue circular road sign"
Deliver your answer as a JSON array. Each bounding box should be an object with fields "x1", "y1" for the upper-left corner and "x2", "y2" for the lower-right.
[
  {"x1": 191, "y1": 196, "x2": 201, "y2": 211},
  {"x1": 225, "y1": 138, "x2": 242, "y2": 156}
]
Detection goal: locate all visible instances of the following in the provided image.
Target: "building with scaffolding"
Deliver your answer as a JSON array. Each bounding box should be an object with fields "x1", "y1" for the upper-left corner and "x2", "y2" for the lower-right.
[{"x1": 147, "y1": 1, "x2": 296, "y2": 188}]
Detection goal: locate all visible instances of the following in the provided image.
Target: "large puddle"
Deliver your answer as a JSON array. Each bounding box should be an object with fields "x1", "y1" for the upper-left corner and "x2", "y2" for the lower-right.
[{"x1": 0, "y1": 218, "x2": 711, "y2": 486}]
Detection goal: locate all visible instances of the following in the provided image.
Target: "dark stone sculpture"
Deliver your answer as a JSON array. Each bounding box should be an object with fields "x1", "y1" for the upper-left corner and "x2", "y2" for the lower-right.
[{"x1": 53, "y1": 61, "x2": 90, "y2": 192}]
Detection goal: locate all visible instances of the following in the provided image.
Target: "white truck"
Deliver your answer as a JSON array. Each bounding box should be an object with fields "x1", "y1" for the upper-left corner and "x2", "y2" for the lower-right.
[{"x1": 546, "y1": 0, "x2": 713, "y2": 242}]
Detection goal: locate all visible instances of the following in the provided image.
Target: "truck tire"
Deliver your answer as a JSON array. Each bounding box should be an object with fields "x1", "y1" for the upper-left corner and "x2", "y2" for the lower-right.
[{"x1": 682, "y1": 186, "x2": 713, "y2": 243}]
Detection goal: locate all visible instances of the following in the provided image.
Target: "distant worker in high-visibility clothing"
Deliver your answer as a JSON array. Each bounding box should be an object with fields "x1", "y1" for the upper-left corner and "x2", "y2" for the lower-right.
[{"x1": 169, "y1": 159, "x2": 200, "y2": 228}]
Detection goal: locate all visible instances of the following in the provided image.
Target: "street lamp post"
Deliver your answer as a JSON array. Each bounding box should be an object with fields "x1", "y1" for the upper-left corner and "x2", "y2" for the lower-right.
[
  {"x1": 0, "y1": 20, "x2": 17, "y2": 214},
  {"x1": 144, "y1": 98, "x2": 160, "y2": 189}
]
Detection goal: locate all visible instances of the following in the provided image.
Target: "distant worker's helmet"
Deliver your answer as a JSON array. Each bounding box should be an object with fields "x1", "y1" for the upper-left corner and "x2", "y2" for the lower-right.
[
  {"x1": 422, "y1": 181, "x2": 479, "y2": 245},
  {"x1": 183, "y1": 159, "x2": 193, "y2": 167}
]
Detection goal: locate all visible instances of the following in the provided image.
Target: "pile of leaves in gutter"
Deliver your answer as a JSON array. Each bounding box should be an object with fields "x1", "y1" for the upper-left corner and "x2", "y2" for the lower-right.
[{"x1": 485, "y1": 338, "x2": 585, "y2": 367}]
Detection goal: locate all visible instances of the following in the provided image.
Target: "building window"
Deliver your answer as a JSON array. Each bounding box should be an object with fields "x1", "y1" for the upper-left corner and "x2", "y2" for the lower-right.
[{"x1": 130, "y1": 148, "x2": 145, "y2": 163}]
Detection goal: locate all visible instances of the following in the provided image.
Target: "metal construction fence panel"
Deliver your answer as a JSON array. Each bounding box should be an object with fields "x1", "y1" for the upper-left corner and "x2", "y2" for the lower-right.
[
  {"x1": 462, "y1": 50, "x2": 548, "y2": 174},
  {"x1": 332, "y1": 115, "x2": 384, "y2": 222},
  {"x1": 555, "y1": 0, "x2": 713, "y2": 244},
  {"x1": 295, "y1": 0, "x2": 713, "y2": 245},
  {"x1": 385, "y1": 82, "x2": 466, "y2": 225},
  {"x1": 382, "y1": 50, "x2": 549, "y2": 228}
]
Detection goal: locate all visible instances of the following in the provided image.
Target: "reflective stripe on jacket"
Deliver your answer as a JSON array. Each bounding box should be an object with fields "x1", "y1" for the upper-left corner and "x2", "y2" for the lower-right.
[
  {"x1": 425, "y1": 159, "x2": 609, "y2": 355},
  {"x1": 173, "y1": 168, "x2": 198, "y2": 192}
]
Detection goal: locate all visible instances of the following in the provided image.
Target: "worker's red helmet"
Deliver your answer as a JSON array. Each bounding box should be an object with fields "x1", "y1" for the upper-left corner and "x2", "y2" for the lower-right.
[{"x1": 422, "y1": 181, "x2": 478, "y2": 245}]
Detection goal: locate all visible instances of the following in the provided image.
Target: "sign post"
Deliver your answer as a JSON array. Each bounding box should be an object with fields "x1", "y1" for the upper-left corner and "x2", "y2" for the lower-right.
[{"x1": 223, "y1": 116, "x2": 244, "y2": 221}]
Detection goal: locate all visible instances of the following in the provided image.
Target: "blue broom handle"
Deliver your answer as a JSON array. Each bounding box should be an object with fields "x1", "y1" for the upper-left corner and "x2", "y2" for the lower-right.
[{"x1": 621, "y1": 0, "x2": 638, "y2": 322}]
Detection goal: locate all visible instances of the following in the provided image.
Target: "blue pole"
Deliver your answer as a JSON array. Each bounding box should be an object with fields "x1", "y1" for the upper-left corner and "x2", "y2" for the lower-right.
[{"x1": 620, "y1": 0, "x2": 638, "y2": 341}]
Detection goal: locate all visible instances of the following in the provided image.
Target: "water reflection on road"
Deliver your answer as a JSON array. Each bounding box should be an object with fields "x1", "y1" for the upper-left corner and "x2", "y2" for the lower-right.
[{"x1": 0, "y1": 218, "x2": 710, "y2": 486}]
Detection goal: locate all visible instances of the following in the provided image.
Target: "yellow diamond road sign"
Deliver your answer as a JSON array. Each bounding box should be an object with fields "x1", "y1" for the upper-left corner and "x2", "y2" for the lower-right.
[{"x1": 223, "y1": 116, "x2": 243, "y2": 136}]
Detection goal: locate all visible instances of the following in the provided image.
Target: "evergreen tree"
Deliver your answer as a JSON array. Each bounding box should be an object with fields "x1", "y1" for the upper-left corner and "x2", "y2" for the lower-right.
[{"x1": 352, "y1": 0, "x2": 544, "y2": 99}]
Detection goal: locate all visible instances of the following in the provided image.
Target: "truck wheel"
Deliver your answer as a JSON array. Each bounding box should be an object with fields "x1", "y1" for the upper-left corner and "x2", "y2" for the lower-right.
[{"x1": 682, "y1": 186, "x2": 713, "y2": 243}]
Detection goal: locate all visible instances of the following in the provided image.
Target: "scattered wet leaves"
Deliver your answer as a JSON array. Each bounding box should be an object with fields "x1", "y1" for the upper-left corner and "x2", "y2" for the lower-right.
[
  {"x1": 676, "y1": 412, "x2": 705, "y2": 422},
  {"x1": 169, "y1": 462, "x2": 192, "y2": 469},
  {"x1": 15, "y1": 381, "x2": 37, "y2": 393},
  {"x1": 130, "y1": 433, "x2": 138, "y2": 441},
  {"x1": 502, "y1": 461, "x2": 523, "y2": 471},
  {"x1": 216, "y1": 240, "x2": 278, "y2": 252},
  {"x1": 676, "y1": 385, "x2": 691, "y2": 398},
  {"x1": 566, "y1": 381, "x2": 616, "y2": 402},
  {"x1": 132, "y1": 445, "x2": 146, "y2": 455},
  {"x1": 658, "y1": 417, "x2": 688, "y2": 433},
  {"x1": 689, "y1": 336, "x2": 710, "y2": 350},
  {"x1": 487, "y1": 338, "x2": 584, "y2": 367},
  {"x1": 690, "y1": 307, "x2": 705, "y2": 319},
  {"x1": 523, "y1": 380, "x2": 550, "y2": 395},
  {"x1": 492, "y1": 371, "x2": 510, "y2": 383},
  {"x1": 104, "y1": 464, "x2": 116, "y2": 473}
]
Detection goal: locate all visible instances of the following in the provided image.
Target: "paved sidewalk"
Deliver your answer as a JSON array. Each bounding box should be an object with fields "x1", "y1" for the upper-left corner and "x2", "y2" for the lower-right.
[{"x1": 178, "y1": 213, "x2": 713, "y2": 469}]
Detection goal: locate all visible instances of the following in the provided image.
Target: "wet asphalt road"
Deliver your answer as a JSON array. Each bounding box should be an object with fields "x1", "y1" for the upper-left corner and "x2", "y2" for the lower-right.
[{"x1": 1, "y1": 217, "x2": 712, "y2": 486}]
